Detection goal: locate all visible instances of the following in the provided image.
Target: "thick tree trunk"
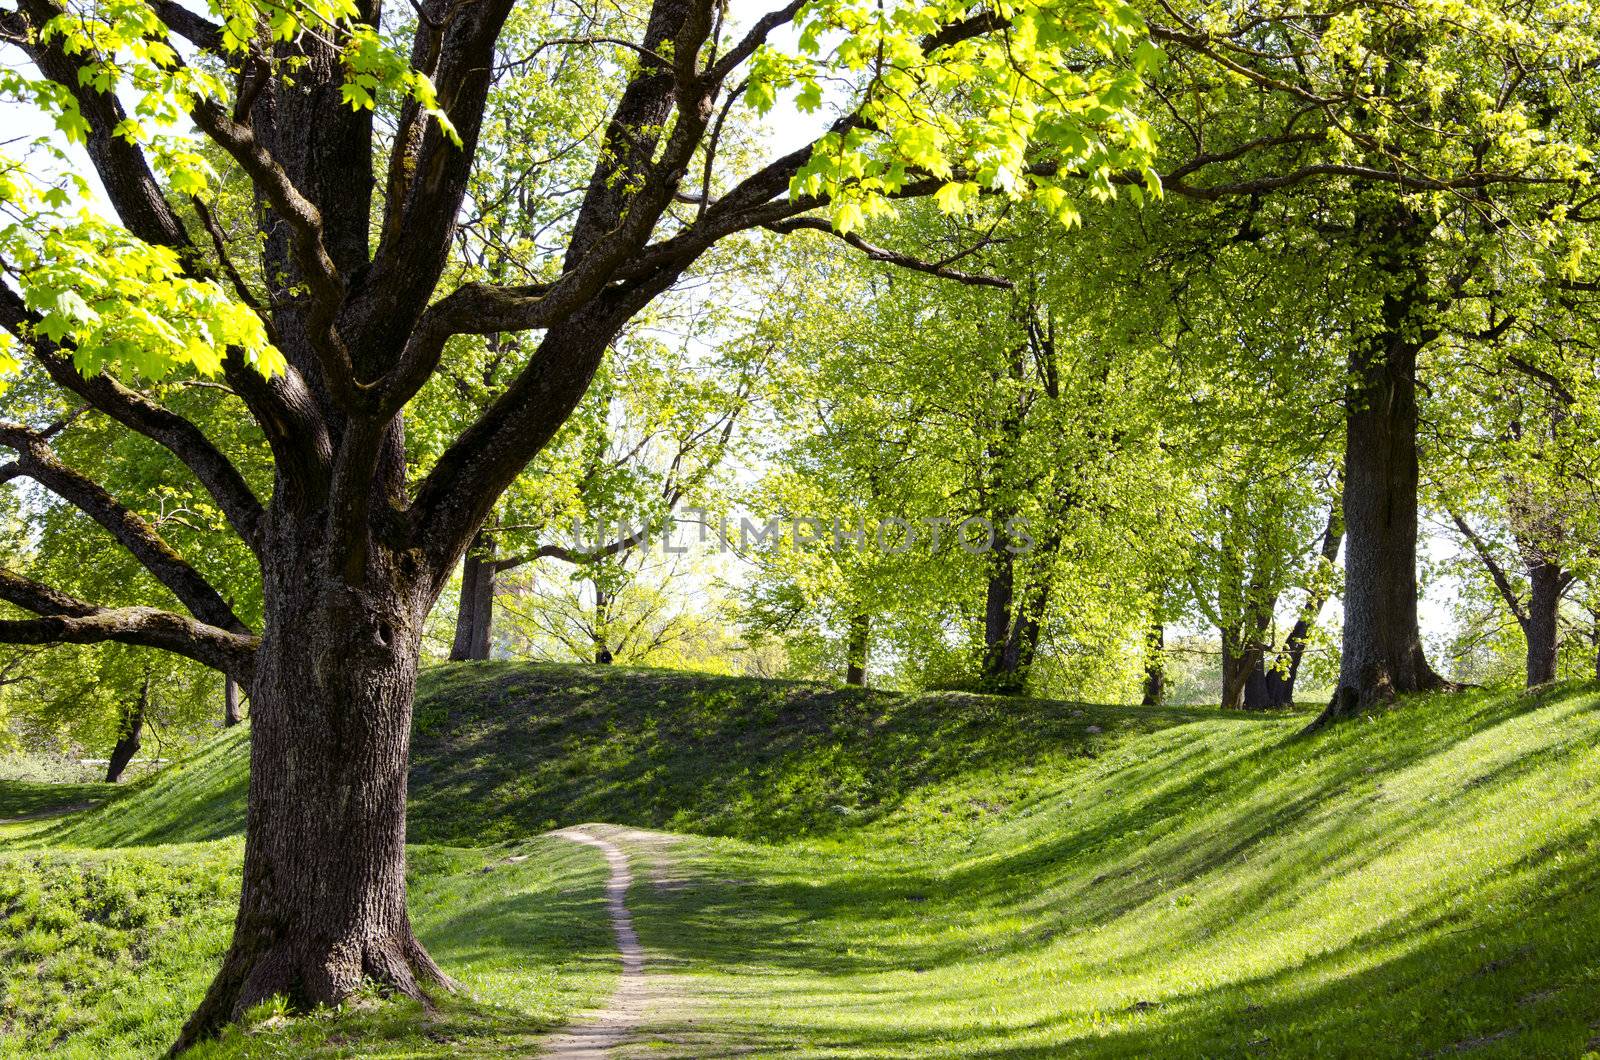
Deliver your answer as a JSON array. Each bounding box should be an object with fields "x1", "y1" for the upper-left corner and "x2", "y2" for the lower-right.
[
  {"x1": 1309, "y1": 207, "x2": 1448, "y2": 732},
  {"x1": 174, "y1": 537, "x2": 448, "y2": 1052},
  {"x1": 1524, "y1": 562, "x2": 1563, "y2": 687},
  {"x1": 982, "y1": 549, "x2": 1016, "y2": 687},
  {"x1": 1222, "y1": 610, "x2": 1273, "y2": 710},
  {"x1": 449, "y1": 530, "x2": 497, "y2": 662},
  {"x1": 844, "y1": 613, "x2": 869, "y2": 686},
  {"x1": 105, "y1": 678, "x2": 148, "y2": 783},
  {"x1": 1261, "y1": 627, "x2": 1304, "y2": 708},
  {"x1": 1140, "y1": 621, "x2": 1165, "y2": 706},
  {"x1": 1220, "y1": 633, "x2": 1266, "y2": 711},
  {"x1": 224, "y1": 675, "x2": 242, "y2": 727},
  {"x1": 1220, "y1": 636, "x2": 1244, "y2": 710},
  {"x1": 1242, "y1": 656, "x2": 1274, "y2": 711}
]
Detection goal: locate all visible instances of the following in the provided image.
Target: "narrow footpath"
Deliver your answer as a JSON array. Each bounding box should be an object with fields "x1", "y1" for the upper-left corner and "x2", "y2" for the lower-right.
[{"x1": 540, "y1": 827, "x2": 649, "y2": 1058}]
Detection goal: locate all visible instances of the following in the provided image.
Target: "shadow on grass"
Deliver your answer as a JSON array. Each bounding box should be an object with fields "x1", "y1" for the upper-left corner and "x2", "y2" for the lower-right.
[
  {"x1": 406, "y1": 662, "x2": 1250, "y2": 847},
  {"x1": 618, "y1": 682, "x2": 1600, "y2": 1058}
]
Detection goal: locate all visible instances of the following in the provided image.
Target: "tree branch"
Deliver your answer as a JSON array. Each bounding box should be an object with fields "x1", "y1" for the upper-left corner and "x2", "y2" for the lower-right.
[
  {"x1": 1448, "y1": 508, "x2": 1528, "y2": 628},
  {"x1": 0, "y1": 568, "x2": 256, "y2": 681},
  {"x1": 0, "y1": 422, "x2": 251, "y2": 634},
  {"x1": 0, "y1": 290, "x2": 267, "y2": 549},
  {"x1": 188, "y1": 98, "x2": 366, "y2": 412},
  {"x1": 763, "y1": 218, "x2": 1014, "y2": 288}
]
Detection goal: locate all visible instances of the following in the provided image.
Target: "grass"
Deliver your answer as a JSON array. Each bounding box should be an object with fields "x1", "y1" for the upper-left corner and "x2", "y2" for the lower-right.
[
  {"x1": 0, "y1": 837, "x2": 617, "y2": 1058},
  {"x1": 614, "y1": 682, "x2": 1600, "y2": 1058},
  {"x1": 5, "y1": 663, "x2": 1600, "y2": 1056}
]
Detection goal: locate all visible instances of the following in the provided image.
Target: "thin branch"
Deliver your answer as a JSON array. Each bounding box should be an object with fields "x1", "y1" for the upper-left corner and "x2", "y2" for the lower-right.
[
  {"x1": 1448, "y1": 508, "x2": 1528, "y2": 628},
  {"x1": 763, "y1": 217, "x2": 1014, "y2": 288}
]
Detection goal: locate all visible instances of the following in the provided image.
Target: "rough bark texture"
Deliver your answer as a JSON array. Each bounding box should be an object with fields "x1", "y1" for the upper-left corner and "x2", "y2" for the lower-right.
[
  {"x1": 1308, "y1": 206, "x2": 1448, "y2": 733},
  {"x1": 844, "y1": 613, "x2": 869, "y2": 687},
  {"x1": 449, "y1": 531, "x2": 497, "y2": 662},
  {"x1": 174, "y1": 530, "x2": 446, "y2": 1050},
  {"x1": 1524, "y1": 562, "x2": 1563, "y2": 686},
  {"x1": 105, "y1": 678, "x2": 148, "y2": 783}
]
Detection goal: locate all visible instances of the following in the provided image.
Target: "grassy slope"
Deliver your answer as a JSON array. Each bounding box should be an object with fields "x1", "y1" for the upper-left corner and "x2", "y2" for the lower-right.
[
  {"x1": 39, "y1": 662, "x2": 1217, "y2": 849},
  {"x1": 0, "y1": 837, "x2": 616, "y2": 1058},
  {"x1": 621, "y1": 683, "x2": 1600, "y2": 1058},
  {"x1": 6, "y1": 664, "x2": 1600, "y2": 1057}
]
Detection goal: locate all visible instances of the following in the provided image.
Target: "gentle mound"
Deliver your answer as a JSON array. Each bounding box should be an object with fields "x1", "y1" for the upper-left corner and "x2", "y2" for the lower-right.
[
  {"x1": 41, "y1": 662, "x2": 1216, "y2": 848},
  {"x1": 616, "y1": 681, "x2": 1600, "y2": 1058}
]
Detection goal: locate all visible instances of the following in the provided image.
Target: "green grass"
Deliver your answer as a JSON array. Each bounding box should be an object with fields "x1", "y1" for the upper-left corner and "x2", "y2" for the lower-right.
[
  {"x1": 36, "y1": 662, "x2": 1221, "y2": 849},
  {"x1": 613, "y1": 682, "x2": 1600, "y2": 1058},
  {"x1": 6, "y1": 664, "x2": 1600, "y2": 1057},
  {"x1": 0, "y1": 836, "x2": 617, "y2": 1058}
]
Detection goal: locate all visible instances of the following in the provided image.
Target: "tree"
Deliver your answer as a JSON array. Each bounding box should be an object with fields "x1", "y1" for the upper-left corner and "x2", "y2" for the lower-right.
[
  {"x1": 444, "y1": 338, "x2": 751, "y2": 661},
  {"x1": 1433, "y1": 313, "x2": 1600, "y2": 687},
  {"x1": 1131, "y1": 2, "x2": 1598, "y2": 725},
  {"x1": 0, "y1": 0, "x2": 1160, "y2": 1045}
]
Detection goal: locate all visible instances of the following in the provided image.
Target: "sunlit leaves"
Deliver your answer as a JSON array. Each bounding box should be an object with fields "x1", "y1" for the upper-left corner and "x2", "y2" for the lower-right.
[
  {"x1": 0, "y1": 168, "x2": 279, "y2": 382},
  {"x1": 751, "y1": 0, "x2": 1161, "y2": 233}
]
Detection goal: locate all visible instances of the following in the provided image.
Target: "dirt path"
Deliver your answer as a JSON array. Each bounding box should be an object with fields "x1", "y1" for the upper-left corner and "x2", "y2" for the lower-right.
[{"x1": 540, "y1": 827, "x2": 649, "y2": 1058}]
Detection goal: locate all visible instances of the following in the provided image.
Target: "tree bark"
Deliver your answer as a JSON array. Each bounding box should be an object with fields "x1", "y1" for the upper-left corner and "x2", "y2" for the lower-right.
[
  {"x1": 844, "y1": 613, "x2": 869, "y2": 686},
  {"x1": 1140, "y1": 621, "x2": 1165, "y2": 706},
  {"x1": 173, "y1": 534, "x2": 447, "y2": 1051},
  {"x1": 980, "y1": 544, "x2": 1050, "y2": 694},
  {"x1": 1308, "y1": 206, "x2": 1449, "y2": 732},
  {"x1": 224, "y1": 674, "x2": 242, "y2": 727},
  {"x1": 1221, "y1": 629, "x2": 1270, "y2": 710},
  {"x1": 105, "y1": 677, "x2": 148, "y2": 783},
  {"x1": 592, "y1": 584, "x2": 614, "y2": 664},
  {"x1": 1524, "y1": 561, "x2": 1563, "y2": 686},
  {"x1": 449, "y1": 530, "x2": 497, "y2": 662}
]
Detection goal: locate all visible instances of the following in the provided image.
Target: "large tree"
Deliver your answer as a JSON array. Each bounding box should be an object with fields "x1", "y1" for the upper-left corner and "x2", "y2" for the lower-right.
[{"x1": 0, "y1": 0, "x2": 1159, "y2": 1046}]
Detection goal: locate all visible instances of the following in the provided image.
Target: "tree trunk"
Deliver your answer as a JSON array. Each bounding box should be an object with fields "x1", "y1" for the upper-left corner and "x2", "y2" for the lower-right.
[
  {"x1": 844, "y1": 613, "x2": 869, "y2": 686},
  {"x1": 449, "y1": 530, "x2": 497, "y2": 662},
  {"x1": 1140, "y1": 621, "x2": 1165, "y2": 706},
  {"x1": 592, "y1": 584, "x2": 613, "y2": 664},
  {"x1": 1242, "y1": 655, "x2": 1275, "y2": 710},
  {"x1": 982, "y1": 548, "x2": 1016, "y2": 688},
  {"x1": 1264, "y1": 498, "x2": 1344, "y2": 708},
  {"x1": 105, "y1": 677, "x2": 148, "y2": 783},
  {"x1": 1220, "y1": 633, "x2": 1255, "y2": 710},
  {"x1": 1261, "y1": 626, "x2": 1303, "y2": 708},
  {"x1": 174, "y1": 537, "x2": 448, "y2": 1051},
  {"x1": 980, "y1": 544, "x2": 1049, "y2": 695},
  {"x1": 1524, "y1": 561, "x2": 1563, "y2": 687},
  {"x1": 224, "y1": 674, "x2": 242, "y2": 727},
  {"x1": 1309, "y1": 206, "x2": 1448, "y2": 732},
  {"x1": 1221, "y1": 605, "x2": 1272, "y2": 710}
]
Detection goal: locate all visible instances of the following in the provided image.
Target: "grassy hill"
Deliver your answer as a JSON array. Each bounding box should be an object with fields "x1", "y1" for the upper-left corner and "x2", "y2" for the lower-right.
[
  {"x1": 29, "y1": 662, "x2": 1217, "y2": 849},
  {"x1": 4, "y1": 664, "x2": 1600, "y2": 1057}
]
